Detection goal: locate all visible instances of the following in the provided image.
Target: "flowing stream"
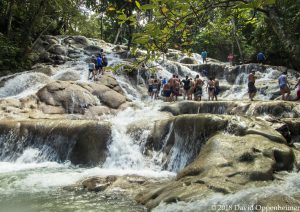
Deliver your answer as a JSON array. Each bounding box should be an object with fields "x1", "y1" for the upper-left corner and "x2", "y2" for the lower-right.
[{"x1": 0, "y1": 40, "x2": 298, "y2": 211}]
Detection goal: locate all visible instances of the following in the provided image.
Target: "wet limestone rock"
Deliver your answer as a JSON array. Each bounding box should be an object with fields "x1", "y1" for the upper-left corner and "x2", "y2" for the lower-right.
[
  {"x1": 137, "y1": 114, "x2": 295, "y2": 209},
  {"x1": 48, "y1": 44, "x2": 67, "y2": 56},
  {"x1": 0, "y1": 119, "x2": 111, "y2": 166},
  {"x1": 37, "y1": 81, "x2": 98, "y2": 113},
  {"x1": 54, "y1": 70, "x2": 81, "y2": 81},
  {"x1": 160, "y1": 101, "x2": 300, "y2": 119},
  {"x1": 90, "y1": 83, "x2": 126, "y2": 109},
  {"x1": 97, "y1": 74, "x2": 124, "y2": 94},
  {"x1": 179, "y1": 57, "x2": 198, "y2": 64},
  {"x1": 31, "y1": 64, "x2": 57, "y2": 76}
]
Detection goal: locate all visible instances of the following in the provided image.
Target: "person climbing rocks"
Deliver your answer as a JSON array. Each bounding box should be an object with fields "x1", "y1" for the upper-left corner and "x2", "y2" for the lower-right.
[
  {"x1": 182, "y1": 76, "x2": 191, "y2": 100},
  {"x1": 248, "y1": 71, "x2": 257, "y2": 101},
  {"x1": 227, "y1": 53, "x2": 234, "y2": 66},
  {"x1": 201, "y1": 50, "x2": 208, "y2": 64},
  {"x1": 169, "y1": 75, "x2": 176, "y2": 101},
  {"x1": 294, "y1": 77, "x2": 300, "y2": 100},
  {"x1": 173, "y1": 78, "x2": 180, "y2": 101},
  {"x1": 278, "y1": 71, "x2": 290, "y2": 100},
  {"x1": 163, "y1": 80, "x2": 171, "y2": 102},
  {"x1": 188, "y1": 77, "x2": 195, "y2": 100},
  {"x1": 207, "y1": 77, "x2": 215, "y2": 101},
  {"x1": 88, "y1": 56, "x2": 96, "y2": 80},
  {"x1": 257, "y1": 52, "x2": 266, "y2": 64},
  {"x1": 148, "y1": 75, "x2": 155, "y2": 97},
  {"x1": 157, "y1": 76, "x2": 162, "y2": 97},
  {"x1": 96, "y1": 54, "x2": 103, "y2": 76},
  {"x1": 152, "y1": 79, "x2": 159, "y2": 99},
  {"x1": 194, "y1": 75, "x2": 204, "y2": 101},
  {"x1": 102, "y1": 54, "x2": 108, "y2": 73},
  {"x1": 213, "y1": 78, "x2": 220, "y2": 101}
]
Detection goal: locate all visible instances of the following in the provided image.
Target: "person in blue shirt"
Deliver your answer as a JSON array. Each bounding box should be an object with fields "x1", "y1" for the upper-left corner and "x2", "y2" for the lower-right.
[
  {"x1": 257, "y1": 52, "x2": 266, "y2": 64},
  {"x1": 278, "y1": 71, "x2": 290, "y2": 100},
  {"x1": 201, "y1": 50, "x2": 207, "y2": 64}
]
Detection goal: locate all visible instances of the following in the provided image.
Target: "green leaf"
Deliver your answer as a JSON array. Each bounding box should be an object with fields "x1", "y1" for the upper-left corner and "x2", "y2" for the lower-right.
[
  {"x1": 135, "y1": 1, "x2": 141, "y2": 9},
  {"x1": 141, "y1": 4, "x2": 156, "y2": 10}
]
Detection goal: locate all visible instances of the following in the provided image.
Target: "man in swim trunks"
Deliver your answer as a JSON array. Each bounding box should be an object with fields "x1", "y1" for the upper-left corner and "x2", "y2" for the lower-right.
[
  {"x1": 194, "y1": 75, "x2": 204, "y2": 101},
  {"x1": 278, "y1": 71, "x2": 290, "y2": 100},
  {"x1": 169, "y1": 75, "x2": 176, "y2": 101},
  {"x1": 148, "y1": 75, "x2": 155, "y2": 97},
  {"x1": 182, "y1": 76, "x2": 191, "y2": 100},
  {"x1": 248, "y1": 71, "x2": 257, "y2": 101},
  {"x1": 213, "y1": 78, "x2": 220, "y2": 101},
  {"x1": 163, "y1": 80, "x2": 171, "y2": 102},
  {"x1": 207, "y1": 77, "x2": 215, "y2": 101}
]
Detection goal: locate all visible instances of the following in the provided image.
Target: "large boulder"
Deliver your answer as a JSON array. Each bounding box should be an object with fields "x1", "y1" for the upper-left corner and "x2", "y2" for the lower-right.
[
  {"x1": 179, "y1": 57, "x2": 198, "y2": 64},
  {"x1": 48, "y1": 44, "x2": 67, "y2": 56},
  {"x1": 84, "y1": 45, "x2": 103, "y2": 54},
  {"x1": 32, "y1": 64, "x2": 57, "y2": 76},
  {"x1": 37, "y1": 81, "x2": 98, "y2": 113},
  {"x1": 0, "y1": 120, "x2": 111, "y2": 165},
  {"x1": 97, "y1": 74, "x2": 124, "y2": 94},
  {"x1": 63, "y1": 36, "x2": 90, "y2": 48},
  {"x1": 90, "y1": 83, "x2": 127, "y2": 109},
  {"x1": 54, "y1": 70, "x2": 81, "y2": 81}
]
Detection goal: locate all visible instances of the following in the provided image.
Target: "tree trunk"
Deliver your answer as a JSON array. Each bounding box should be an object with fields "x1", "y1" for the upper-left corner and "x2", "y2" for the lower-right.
[
  {"x1": 100, "y1": 15, "x2": 103, "y2": 40},
  {"x1": 232, "y1": 17, "x2": 244, "y2": 63},
  {"x1": 114, "y1": 24, "x2": 122, "y2": 45},
  {"x1": 266, "y1": 7, "x2": 300, "y2": 68},
  {"x1": 20, "y1": 0, "x2": 46, "y2": 59},
  {"x1": 6, "y1": 0, "x2": 15, "y2": 36}
]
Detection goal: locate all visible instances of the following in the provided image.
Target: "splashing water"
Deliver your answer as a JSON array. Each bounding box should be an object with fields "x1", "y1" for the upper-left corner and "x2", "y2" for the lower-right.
[{"x1": 0, "y1": 72, "x2": 51, "y2": 99}]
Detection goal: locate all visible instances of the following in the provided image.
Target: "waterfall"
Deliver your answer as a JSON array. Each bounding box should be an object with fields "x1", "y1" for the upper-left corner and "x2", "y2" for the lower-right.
[{"x1": 0, "y1": 72, "x2": 51, "y2": 99}]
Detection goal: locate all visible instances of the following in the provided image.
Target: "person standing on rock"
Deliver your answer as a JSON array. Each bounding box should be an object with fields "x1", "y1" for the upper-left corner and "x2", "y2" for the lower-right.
[
  {"x1": 169, "y1": 75, "x2": 176, "y2": 101},
  {"x1": 188, "y1": 77, "x2": 195, "y2": 100},
  {"x1": 88, "y1": 56, "x2": 96, "y2": 80},
  {"x1": 182, "y1": 76, "x2": 191, "y2": 100},
  {"x1": 152, "y1": 79, "x2": 159, "y2": 100},
  {"x1": 102, "y1": 54, "x2": 108, "y2": 73},
  {"x1": 201, "y1": 50, "x2": 208, "y2": 64},
  {"x1": 148, "y1": 75, "x2": 155, "y2": 97},
  {"x1": 278, "y1": 71, "x2": 290, "y2": 100},
  {"x1": 157, "y1": 76, "x2": 162, "y2": 97},
  {"x1": 194, "y1": 75, "x2": 204, "y2": 101},
  {"x1": 163, "y1": 80, "x2": 171, "y2": 102},
  {"x1": 257, "y1": 52, "x2": 266, "y2": 64},
  {"x1": 227, "y1": 53, "x2": 234, "y2": 66},
  {"x1": 207, "y1": 77, "x2": 215, "y2": 101},
  {"x1": 248, "y1": 71, "x2": 257, "y2": 101},
  {"x1": 173, "y1": 78, "x2": 180, "y2": 101},
  {"x1": 213, "y1": 78, "x2": 220, "y2": 101},
  {"x1": 96, "y1": 54, "x2": 103, "y2": 77}
]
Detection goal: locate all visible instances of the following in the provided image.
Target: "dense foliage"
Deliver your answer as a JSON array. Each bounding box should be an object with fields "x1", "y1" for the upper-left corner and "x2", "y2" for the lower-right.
[{"x1": 0, "y1": 0, "x2": 299, "y2": 72}]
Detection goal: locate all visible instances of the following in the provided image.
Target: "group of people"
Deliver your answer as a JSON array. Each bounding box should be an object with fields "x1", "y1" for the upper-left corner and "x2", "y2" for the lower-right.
[
  {"x1": 148, "y1": 74, "x2": 221, "y2": 102},
  {"x1": 88, "y1": 49, "x2": 108, "y2": 80},
  {"x1": 248, "y1": 71, "x2": 300, "y2": 101}
]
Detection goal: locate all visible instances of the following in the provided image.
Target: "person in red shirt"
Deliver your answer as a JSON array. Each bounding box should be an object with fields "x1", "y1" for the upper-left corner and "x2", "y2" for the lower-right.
[{"x1": 227, "y1": 53, "x2": 234, "y2": 66}]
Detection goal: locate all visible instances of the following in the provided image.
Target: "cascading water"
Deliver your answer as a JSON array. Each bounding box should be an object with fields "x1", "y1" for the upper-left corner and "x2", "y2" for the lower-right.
[
  {"x1": 0, "y1": 72, "x2": 51, "y2": 99},
  {"x1": 0, "y1": 36, "x2": 298, "y2": 211}
]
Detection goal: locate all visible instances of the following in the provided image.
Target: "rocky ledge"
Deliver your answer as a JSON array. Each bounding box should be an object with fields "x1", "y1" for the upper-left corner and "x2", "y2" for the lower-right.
[{"x1": 136, "y1": 113, "x2": 300, "y2": 209}]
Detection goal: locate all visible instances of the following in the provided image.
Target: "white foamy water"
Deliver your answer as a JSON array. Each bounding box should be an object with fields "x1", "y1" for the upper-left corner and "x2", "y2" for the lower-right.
[
  {"x1": 103, "y1": 101, "x2": 171, "y2": 171},
  {"x1": 154, "y1": 172, "x2": 300, "y2": 212},
  {"x1": 0, "y1": 72, "x2": 51, "y2": 99}
]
